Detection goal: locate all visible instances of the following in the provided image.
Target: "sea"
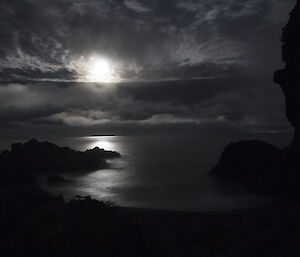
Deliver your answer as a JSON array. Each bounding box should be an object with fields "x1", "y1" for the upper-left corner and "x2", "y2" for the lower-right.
[{"x1": 0, "y1": 132, "x2": 292, "y2": 211}]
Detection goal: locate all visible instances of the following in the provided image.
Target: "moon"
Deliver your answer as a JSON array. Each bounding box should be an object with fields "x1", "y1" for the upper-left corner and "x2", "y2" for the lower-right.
[{"x1": 87, "y1": 57, "x2": 113, "y2": 82}]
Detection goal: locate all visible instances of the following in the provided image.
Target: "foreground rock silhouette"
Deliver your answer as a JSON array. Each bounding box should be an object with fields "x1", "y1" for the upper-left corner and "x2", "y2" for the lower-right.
[
  {"x1": 212, "y1": 1, "x2": 300, "y2": 196},
  {"x1": 2, "y1": 181, "x2": 300, "y2": 257}
]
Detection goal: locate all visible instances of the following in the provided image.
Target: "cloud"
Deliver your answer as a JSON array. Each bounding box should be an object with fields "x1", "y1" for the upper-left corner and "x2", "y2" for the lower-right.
[
  {"x1": 0, "y1": 74, "x2": 290, "y2": 136},
  {"x1": 0, "y1": 0, "x2": 295, "y2": 136},
  {"x1": 0, "y1": 0, "x2": 294, "y2": 82},
  {"x1": 124, "y1": 0, "x2": 151, "y2": 13}
]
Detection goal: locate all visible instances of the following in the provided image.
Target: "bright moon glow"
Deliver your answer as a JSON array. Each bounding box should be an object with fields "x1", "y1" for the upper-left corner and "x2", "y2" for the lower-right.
[{"x1": 87, "y1": 57, "x2": 113, "y2": 82}]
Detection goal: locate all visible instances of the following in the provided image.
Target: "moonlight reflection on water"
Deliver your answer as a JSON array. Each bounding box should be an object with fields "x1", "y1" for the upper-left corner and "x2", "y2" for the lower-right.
[
  {"x1": 38, "y1": 134, "x2": 272, "y2": 211},
  {"x1": 85, "y1": 136, "x2": 121, "y2": 153},
  {"x1": 75, "y1": 169, "x2": 127, "y2": 202}
]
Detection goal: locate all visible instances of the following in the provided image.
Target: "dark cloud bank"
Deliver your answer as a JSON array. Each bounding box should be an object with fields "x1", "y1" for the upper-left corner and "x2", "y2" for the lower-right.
[{"x1": 0, "y1": 0, "x2": 296, "y2": 137}]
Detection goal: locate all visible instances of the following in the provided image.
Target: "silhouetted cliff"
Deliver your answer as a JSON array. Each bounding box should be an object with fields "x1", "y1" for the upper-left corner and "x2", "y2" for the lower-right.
[{"x1": 274, "y1": 0, "x2": 300, "y2": 146}]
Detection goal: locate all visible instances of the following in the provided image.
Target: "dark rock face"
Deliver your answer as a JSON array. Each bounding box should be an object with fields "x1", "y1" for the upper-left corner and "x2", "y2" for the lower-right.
[
  {"x1": 273, "y1": 0, "x2": 300, "y2": 193},
  {"x1": 274, "y1": 0, "x2": 300, "y2": 145},
  {"x1": 0, "y1": 139, "x2": 120, "y2": 175},
  {"x1": 211, "y1": 140, "x2": 281, "y2": 193}
]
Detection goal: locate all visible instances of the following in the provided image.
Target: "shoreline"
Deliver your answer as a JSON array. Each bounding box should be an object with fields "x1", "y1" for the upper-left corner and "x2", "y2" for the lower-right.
[{"x1": 1, "y1": 177, "x2": 298, "y2": 257}]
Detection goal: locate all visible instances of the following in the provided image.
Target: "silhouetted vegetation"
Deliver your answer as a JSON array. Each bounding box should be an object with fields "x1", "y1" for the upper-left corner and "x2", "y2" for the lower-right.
[
  {"x1": 2, "y1": 182, "x2": 300, "y2": 257},
  {"x1": 0, "y1": 185, "x2": 157, "y2": 257}
]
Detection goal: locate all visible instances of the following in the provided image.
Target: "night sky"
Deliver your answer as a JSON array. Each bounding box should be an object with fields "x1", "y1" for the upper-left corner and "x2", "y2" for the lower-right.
[{"x1": 0, "y1": 0, "x2": 296, "y2": 137}]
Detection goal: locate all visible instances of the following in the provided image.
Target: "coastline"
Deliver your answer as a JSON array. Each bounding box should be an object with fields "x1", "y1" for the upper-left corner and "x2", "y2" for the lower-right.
[{"x1": 1, "y1": 182, "x2": 296, "y2": 257}]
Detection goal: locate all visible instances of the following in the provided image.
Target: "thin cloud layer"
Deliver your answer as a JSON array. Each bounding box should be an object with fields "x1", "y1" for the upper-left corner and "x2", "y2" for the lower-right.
[{"x1": 0, "y1": 78, "x2": 289, "y2": 136}]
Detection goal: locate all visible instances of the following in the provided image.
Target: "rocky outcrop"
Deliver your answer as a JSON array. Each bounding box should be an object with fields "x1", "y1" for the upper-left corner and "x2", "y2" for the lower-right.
[
  {"x1": 0, "y1": 139, "x2": 120, "y2": 175},
  {"x1": 274, "y1": 0, "x2": 300, "y2": 147},
  {"x1": 211, "y1": 140, "x2": 281, "y2": 193}
]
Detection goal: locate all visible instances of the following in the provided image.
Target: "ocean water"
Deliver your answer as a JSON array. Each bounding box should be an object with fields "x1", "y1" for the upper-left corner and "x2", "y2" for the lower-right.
[{"x1": 0, "y1": 133, "x2": 292, "y2": 211}]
